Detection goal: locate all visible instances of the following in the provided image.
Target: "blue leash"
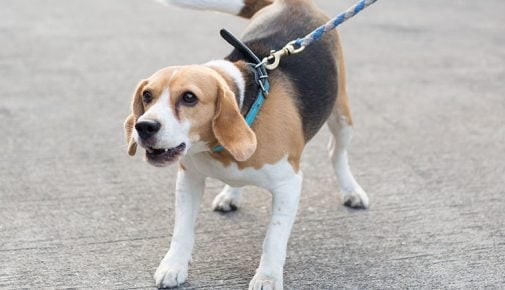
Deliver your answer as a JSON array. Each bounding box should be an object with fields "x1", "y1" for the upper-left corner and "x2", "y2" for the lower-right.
[
  {"x1": 295, "y1": 0, "x2": 378, "y2": 47},
  {"x1": 263, "y1": 0, "x2": 378, "y2": 70},
  {"x1": 213, "y1": 0, "x2": 377, "y2": 153}
]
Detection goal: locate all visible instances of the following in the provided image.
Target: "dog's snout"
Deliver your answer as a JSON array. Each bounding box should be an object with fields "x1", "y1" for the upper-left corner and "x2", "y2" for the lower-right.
[{"x1": 136, "y1": 120, "x2": 161, "y2": 140}]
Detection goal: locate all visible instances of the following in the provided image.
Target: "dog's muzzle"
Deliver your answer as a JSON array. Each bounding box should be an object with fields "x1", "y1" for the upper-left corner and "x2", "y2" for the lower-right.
[{"x1": 145, "y1": 142, "x2": 186, "y2": 167}]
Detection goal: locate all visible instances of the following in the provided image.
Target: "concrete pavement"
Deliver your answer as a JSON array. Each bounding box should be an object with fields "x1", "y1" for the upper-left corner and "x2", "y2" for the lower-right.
[{"x1": 1, "y1": 0, "x2": 504, "y2": 288}]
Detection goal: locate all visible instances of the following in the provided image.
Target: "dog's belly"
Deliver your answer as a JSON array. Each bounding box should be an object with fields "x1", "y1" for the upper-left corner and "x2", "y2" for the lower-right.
[{"x1": 181, "y1": 153, "x2": 297, "y2": 190}]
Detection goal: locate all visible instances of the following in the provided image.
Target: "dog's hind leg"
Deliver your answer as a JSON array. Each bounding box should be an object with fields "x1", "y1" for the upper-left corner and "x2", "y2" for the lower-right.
[
  {"x1": 326, "y1": 97, "x2": 369, "y2": 209},
  {"x1": 327, "y1": 33, "x2": 369, "y2": 209},
  {"x1": 212, "y1": 185, "x2": 241, "y2": 212}
]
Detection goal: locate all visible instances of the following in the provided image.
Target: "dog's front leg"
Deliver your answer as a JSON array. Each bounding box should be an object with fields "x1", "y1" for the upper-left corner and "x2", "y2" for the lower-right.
[
  {"x1": 154, "y1": 168, "x2": 205, "y2": 288},
  {"x1": 250, "y1": 173, "x2": 303, "y2": 290}
]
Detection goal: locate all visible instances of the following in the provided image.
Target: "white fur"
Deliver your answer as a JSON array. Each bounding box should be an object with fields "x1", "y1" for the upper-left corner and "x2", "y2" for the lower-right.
[
  {"x1": 183, "y1": 154, "x2": 296, "y2": 189},
  {"x1": 212, "y1": 185, "x2": 241, "y2": 211},
  {"x1": 187, "y1": 140, "x2": 212, "y2": 155},
  {"x1": 158, "y1": 0, "x2": 245, "y2": 16},
  {"x1": 327, "y1": 112, "x2": 369, "y2": 208},
  {"x1": 137, "y1": 89, "x2": 191, "y2": 150},
  {"x1": 206, "y1": 60, "x2": 246, "y2": 108}
]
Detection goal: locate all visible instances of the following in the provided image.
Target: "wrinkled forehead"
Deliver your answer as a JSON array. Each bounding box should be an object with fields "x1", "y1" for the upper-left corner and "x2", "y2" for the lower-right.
[{"x1": 146, "y1": 65, "x2": 220, "y2": 102}]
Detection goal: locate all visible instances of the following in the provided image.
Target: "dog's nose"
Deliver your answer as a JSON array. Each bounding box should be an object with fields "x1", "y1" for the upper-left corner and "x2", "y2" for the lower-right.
[{"x1": 135, "y1": 120, "x2": 161, "y2": 140}]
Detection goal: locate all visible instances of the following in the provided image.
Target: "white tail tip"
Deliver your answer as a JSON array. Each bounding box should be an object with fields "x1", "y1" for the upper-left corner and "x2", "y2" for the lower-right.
[{"x1": 155, "y1": 0, "x2": 245, "y2": 16}]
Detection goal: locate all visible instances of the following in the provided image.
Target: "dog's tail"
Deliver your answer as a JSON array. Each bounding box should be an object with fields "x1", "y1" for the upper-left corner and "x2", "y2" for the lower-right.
[{"x1": 157, "y1": 0, "x2": 273, "y2": 19}]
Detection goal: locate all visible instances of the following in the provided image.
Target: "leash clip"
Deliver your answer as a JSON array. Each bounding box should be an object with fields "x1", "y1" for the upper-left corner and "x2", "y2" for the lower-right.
[{"x1": 262, "y1": 41, "x2": 305, "y2": 70}]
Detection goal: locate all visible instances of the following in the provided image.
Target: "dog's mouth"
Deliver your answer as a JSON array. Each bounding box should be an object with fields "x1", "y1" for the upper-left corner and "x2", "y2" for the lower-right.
[{"x1": 145, "y1": 142, "x2": 186, "y2": 166}]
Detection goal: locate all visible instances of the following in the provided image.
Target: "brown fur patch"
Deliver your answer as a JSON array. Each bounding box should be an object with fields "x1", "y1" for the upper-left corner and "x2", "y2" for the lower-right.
[
  {"x1": 333, "y1": 31, "x2": 353, "y2": 126},
  {"x1": 124, "y1": 79, "x2": 148, "y2": 156},
  {"x1": 124, "y1": 114, "x2": 137, "y2": 155},
  {"x1": 239, "y1": 0, "x2": 273, "y2": 18},
  {"x1": 168, "y1": 66, "x2": 222, "y2": 147},
  {"x1": 212, "y1": 85, "x2": 257, "y2": 161},
  {"x1": 210, "y1": 71, "x2": 304, "y2": 172}
]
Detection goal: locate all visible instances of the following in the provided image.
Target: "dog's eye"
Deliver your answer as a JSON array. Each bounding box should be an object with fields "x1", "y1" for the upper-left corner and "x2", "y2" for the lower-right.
[
  {"x1": 181, "y1": 92, "x2": 198, "y2": 106},
  {"x1": 142, "y1": 90, "x2": 153, "y2": 104}
]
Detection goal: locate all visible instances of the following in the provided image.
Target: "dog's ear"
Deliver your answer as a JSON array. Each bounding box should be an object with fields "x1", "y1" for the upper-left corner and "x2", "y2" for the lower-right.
[
  {"x1": 212, "y1": 81, "x2": 257, "y2": 161},
  {"x1": 124, "y1": 79, "x2": 148, "y2": 156},
  {"x1": 124, "y1": 114, "x2": 137, "y2": 156}
]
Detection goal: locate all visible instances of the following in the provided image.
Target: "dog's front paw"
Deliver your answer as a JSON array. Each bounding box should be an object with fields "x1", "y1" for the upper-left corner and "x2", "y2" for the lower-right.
[
  {"x1": 249, "y1": 270, "x2": 282, "y2": 290},
  {"x1": 342, "y1": 187, "x2": 369, "y2": 209},
  {"x1": 154, "y1": 261, "x2": 188, "y2": 289}
]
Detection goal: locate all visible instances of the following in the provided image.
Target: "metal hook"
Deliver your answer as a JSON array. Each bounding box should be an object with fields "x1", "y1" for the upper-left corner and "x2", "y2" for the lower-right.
[{"x1": 262, "y1": 41, "x2": 305, "y2": 70}]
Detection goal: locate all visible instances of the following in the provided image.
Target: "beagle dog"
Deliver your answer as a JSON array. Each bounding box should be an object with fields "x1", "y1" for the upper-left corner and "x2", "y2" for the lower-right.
[{"x1": 124, "y1": 0, "x2": 369, "y2": 288}]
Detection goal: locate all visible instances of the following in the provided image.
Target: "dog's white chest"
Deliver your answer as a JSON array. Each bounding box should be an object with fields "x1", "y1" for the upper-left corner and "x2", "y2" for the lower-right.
[{"x1": 181, "y1": 153, "x2": 295, "y2": 189}]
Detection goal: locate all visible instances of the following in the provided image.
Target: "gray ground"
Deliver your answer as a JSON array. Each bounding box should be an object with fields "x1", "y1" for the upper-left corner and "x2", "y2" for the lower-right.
[{"x1": 1, "y1": 0, "x2": 504, "y2": 289}]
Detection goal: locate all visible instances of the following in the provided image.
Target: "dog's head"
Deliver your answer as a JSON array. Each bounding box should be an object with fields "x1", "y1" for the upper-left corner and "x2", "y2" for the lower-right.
[{"x1": 124, "y1": 65, "x2": 257, "y2": 167}]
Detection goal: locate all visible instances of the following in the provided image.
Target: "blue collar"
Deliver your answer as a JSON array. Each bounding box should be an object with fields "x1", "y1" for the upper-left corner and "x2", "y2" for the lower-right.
[{"x1": 212, "y1": 29, "x2": 270, "y2": 153}]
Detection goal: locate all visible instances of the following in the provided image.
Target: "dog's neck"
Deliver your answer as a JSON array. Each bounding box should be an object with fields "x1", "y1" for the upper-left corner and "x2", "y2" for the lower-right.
[
  {"x1": 232, "y1": 61, "x2": 262, "y2": 116},
  {"x1": 205, "y1": 60, "x2": 260, "y2": 116}
]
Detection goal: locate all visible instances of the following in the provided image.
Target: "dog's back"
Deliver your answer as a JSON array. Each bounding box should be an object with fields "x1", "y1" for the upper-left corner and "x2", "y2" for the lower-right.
[
  {"x1": 234, "y1": 0, "x2": 339, "y2": 141},
  {"x1": 164, "y1": 0, "x2": 340, "y2": 141}
]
